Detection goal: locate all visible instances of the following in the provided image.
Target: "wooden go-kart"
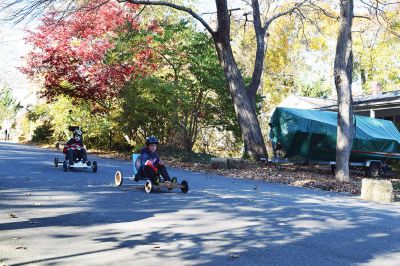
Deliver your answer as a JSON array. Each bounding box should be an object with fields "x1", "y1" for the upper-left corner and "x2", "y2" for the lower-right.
[{"x1": 114, "y1": 154, "x2": 189, "y2": 194}]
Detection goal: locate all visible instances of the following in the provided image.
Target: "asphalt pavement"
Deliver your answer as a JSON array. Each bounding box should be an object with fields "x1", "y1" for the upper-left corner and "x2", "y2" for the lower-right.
[{"x1": 1, "y1": 141, "x2": 400, "y2": 266}]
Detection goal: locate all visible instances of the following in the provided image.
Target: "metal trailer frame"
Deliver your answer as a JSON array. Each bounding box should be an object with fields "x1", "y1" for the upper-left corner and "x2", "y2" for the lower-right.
[{"x1": 267, "y1": 157, "x2": 386, "y2": 177}]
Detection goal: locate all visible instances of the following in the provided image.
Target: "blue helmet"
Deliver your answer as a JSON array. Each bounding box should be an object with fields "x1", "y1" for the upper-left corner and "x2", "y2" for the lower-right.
[{"x1": 146, "y1": 136, "x2": 159, "y2": 145}]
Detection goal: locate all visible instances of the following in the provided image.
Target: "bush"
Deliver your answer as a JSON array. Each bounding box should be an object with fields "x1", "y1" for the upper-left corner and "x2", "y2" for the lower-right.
[
  {"x1": 158, "y1": 148, "x2": 213, "y2": 164},
  {"x1": 31, "y1": 122, "x2": 54, "y2": 143}
]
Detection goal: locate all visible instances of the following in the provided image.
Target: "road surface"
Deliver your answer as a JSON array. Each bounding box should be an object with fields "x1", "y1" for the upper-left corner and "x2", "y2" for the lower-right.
[{"x1": 1, "y1": 142, "x2": 400, "y2": 265}]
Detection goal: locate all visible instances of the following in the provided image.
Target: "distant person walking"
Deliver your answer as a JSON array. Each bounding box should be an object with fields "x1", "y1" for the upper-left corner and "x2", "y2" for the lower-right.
[{"x1": 4, "y1": 129, "x2": 8, "y2": 141}]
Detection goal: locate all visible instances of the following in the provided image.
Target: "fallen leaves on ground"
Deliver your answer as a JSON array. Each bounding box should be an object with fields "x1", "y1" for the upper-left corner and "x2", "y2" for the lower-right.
[{"x1": 161, "y1": 160, "x2": 391, "y2": 195}]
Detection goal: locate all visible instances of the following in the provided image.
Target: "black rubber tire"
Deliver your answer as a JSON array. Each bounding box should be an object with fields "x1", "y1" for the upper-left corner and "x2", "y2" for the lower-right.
[
  {"x1": 92, "y1": 161, "x2": 97, "y2": 173},
  {"x1": 145, "y1": 180, "x2": 153, "y2": 194},
  {"x1": 368, "y1": 163, "x2": 381, "y2": 177},
  {"x1": 54, "y1": 157, "x2": 59, "y2": 167},
  {"x1": 180, "y1": 180, "x2": 189, "y2": 193},
  {"x1": 114, "y1": 171, "x2": 123, "y2": 186},
  {"x1": 63, "y1": 161, "x2": 67, "y2": 172},
  {"x1": 330, "y1": 165, "x2": 335, "y2": 174}
]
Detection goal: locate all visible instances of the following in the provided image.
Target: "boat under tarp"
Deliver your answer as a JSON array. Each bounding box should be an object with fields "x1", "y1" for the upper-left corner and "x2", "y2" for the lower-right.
[{"x1": 269, "y1": 107, "x2": 400, "y2": 162}]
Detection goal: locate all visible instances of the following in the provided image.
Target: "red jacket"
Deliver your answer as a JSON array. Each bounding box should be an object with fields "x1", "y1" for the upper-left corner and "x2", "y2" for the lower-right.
[{"x1": 63, "y1": 138, "x2": 84, "y2": 154}]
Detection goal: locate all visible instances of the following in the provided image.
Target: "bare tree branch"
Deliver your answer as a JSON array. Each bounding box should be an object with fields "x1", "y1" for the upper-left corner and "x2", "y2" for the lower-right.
[
  {"x1": 307, "y1": 2, "x2": 338, "y2": 19},
  {"x1": 120, "y1": 0, "x2": 215, "y2": 36},
  {"x1": 358, "y1": 0, "x2": 400, "y2": 39},
  {"x1": 264, "y1": 0, "x2": 308, "y2": 29},
  {"x1": 1, "y1": 0, "x2": 78, "y2": 24}
]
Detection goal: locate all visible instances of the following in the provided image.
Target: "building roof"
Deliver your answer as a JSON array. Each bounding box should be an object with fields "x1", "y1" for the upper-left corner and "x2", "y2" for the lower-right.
[
  {"x1": 277, "y1": 95, "x2": 336, "y2": 110},
  {"x1": 279, "y1": 90, "x2": 400, "y2": 112}
]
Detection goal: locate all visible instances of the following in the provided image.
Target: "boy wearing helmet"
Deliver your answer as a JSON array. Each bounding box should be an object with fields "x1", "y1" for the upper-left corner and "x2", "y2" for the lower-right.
[
  {"x1": 64, "y1": 129, "x2": 88, "y2": 165},
  {"x1": 138, "y1": 136, "x2": 175, "y2": 184}
]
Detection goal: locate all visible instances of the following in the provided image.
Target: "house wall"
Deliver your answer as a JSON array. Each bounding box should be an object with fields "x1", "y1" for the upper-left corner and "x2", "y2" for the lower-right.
[{"x1": 355, "y1": 107, "x2": 400, "y2": 123}]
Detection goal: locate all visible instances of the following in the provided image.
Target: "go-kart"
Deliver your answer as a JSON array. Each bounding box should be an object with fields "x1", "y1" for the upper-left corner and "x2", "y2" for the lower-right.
[
  {"x1": 114, "y1": 154, "x2": 189, "y2": 194},
  {"x1": 54, "y1": 125, "x2": 97, "y2": 172},
  {"x1": 54, "y1": 153, "x2": 97, "y2": 173}
]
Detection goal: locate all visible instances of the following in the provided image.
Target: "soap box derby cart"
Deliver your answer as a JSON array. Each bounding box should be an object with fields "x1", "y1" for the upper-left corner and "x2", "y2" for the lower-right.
[{"x1": 114, "y1": 154, "x2": 189, "y2": 194}]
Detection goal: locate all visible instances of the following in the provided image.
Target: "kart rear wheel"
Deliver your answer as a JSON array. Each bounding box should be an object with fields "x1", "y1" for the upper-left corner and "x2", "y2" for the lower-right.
[
  {"x1": 114, "y1": 171, "x2": 123, "y2": 186},
  {"x1": 180, "y1": 180, "x2": 189, "y2": 193},
  {"x1": 54, "y1": 157, "x2": 59, "y2": 167},
  {"x1": 63, "y1": 161, "x2": 68, "y2": 172},
  {"x1": 92, "y1": 161, "x2": 98, "y2": 173},
  {"x1": 145, "y1": 180, "x2": 153, "y2": 194}
]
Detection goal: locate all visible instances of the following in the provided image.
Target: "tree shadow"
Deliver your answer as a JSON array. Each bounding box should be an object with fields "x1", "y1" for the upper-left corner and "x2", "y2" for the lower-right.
[{"x1": 2, "y1": 142, "x2": 400, "y2": 265}]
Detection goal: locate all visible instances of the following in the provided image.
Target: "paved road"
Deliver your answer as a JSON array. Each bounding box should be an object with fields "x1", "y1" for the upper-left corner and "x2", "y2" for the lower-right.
[{"x1": 1, "y1": 142, "x2": 400, "y2": 266}]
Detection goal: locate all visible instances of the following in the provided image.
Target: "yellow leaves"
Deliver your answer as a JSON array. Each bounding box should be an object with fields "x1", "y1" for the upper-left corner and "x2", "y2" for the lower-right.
[
  {"x1": 308, "y1": 36, "x2": 328, "y2": 51},
  {"x1": 70, "y1": 38, "x2": 81, "y2": 47},
  {"x1": 59, "y1": 80, "x2": 73, "y2": 89}
]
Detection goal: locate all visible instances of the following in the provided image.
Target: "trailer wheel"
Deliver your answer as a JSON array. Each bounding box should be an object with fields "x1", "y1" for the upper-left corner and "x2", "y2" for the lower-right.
[
  {"x1": 367, "y1": 162, "x2": 381, "y2": 177},
  {"x1": 330, "y1": 165, "x2": 335, "y2": 174}
]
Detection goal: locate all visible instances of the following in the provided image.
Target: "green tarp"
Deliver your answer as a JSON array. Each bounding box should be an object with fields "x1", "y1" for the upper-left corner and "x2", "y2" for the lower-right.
[{"x1": 269, "y1": 107, "x2": 400, "y2": 161}]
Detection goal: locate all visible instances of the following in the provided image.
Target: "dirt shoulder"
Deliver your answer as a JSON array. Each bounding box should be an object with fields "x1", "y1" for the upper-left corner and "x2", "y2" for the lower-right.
[
  {"x1": 160, "y1": 158, "x2": 400, "y2": 196},
  {"x1": 163, "y1": 160, "x2": 363, "y2": 194}
]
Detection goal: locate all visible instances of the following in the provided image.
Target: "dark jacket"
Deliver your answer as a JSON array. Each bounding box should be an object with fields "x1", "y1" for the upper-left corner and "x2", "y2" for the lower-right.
[
  {"x1": 140, "y1": 147, "x2": 160, "y2": 168},
  {"x1": 63, "y1": 138, "x2": 84, "y2": 154}
]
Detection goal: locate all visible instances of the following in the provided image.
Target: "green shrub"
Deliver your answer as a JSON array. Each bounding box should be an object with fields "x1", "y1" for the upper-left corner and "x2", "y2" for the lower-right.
[{"x1": 31, "y1": 122, "x2": 54, "y2": 143}]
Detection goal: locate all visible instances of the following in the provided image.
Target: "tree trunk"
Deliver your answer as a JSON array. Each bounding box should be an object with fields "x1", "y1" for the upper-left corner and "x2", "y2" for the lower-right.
[
  {"x1": 334, "y1": 0, "x2": 354, "y2": 182},
  {"x1": 213, "y1": 0, "x2": 267, "y2": 160},
  {"x1": 247, "y1": 0, "x2": 266, "y2": 110}
]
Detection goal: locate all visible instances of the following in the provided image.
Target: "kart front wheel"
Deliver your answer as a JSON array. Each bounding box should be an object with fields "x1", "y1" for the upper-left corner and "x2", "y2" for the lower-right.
[
  {"x1": 180, "y1": 180, "x2": 189, "y2": 193},
  {"x1": 54, "y1": 157, "x2": 59, "y2": 167},
  {"x1": 145, "y1": 180, "x2": 153, "y2": 194},
  {"x1": 92, "y1": 161, "x2": 98, "y2": 173},
  {"x1": 114, "y1": 171, "x2": 123, "y2": 186},
  {"x1": 63, "y1": 161, "x2": 68, "y2": 172}
]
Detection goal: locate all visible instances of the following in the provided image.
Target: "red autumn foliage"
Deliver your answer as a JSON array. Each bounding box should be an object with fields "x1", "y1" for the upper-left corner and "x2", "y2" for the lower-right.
[{"x1": 21, "y1": 0, "x2": 160, "y2": 107}]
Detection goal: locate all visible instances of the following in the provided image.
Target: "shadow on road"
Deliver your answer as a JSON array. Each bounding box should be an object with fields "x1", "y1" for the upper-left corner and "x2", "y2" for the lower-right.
[{"x1": 1, "y1": 142, "x2": 400, "y2": 265}]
